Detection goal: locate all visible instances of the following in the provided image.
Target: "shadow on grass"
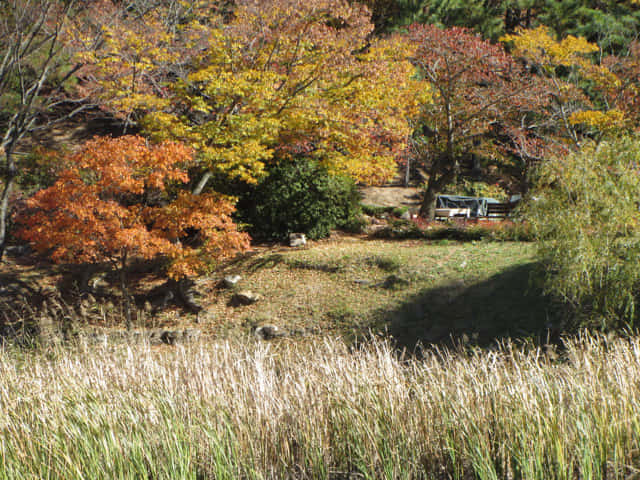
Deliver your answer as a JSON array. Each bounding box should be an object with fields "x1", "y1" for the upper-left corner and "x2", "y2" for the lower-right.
[
  {"x1": 244, "y1": 253, "x2": 285, "y2": 272},
  {"x1": 376, "y1": 262, "x2": 565, "y2": 351}
]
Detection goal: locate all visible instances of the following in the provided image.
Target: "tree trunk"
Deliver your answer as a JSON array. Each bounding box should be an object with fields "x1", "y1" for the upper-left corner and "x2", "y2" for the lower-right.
[
  {"x1": 119, "y1": 251, "x2": 133, "y2": 331},
  {"x1": 0, "y1": 150, "x2": 17, "y2": 261},
  {"x1": 193, "y1": 171, "x2": 212, "y2": 195},
  {"x1": 404, "y1": 155, "x2": 411, "y2": 187},
  {"x1": 418, "y1": 155, "x2": 459, "y2": 221},
  {"x1": 419, "y1": 177, "x2": 439, "y2": 221}
]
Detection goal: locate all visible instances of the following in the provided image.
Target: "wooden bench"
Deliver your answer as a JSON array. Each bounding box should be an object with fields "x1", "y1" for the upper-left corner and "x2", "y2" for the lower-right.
[
  {"x1": 486, "y1": 202, "x2": 517, "y2": 218},
  {"x1": 435, "y1": 208, "x2": 471, "y2": 219}
]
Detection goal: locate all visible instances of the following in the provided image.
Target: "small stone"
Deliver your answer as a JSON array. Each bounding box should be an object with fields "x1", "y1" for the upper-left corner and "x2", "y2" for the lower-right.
[
  {"x1": 148, "y1": 330, "x2": 163, "y2": 345},
  {"x1": 176, "y1": 280, "x2": 203, "y2": 313},
  {"x1": 400, "y1": 210, "x2": 412, "y2": 220},
  {"x1": 289, "y1": 233, "x2": 307, "y2": 247},
  {"x1": 254, "y1": 324, "x2": 287, "y2": 340},
  {"x1": 381, "y1": 274, "x2": 409, "y2": 289},
  {"x1": 160, "y1": 330, "x2": 180, "y2": 345},
  {"x1": 88, "y1": 272, "x2": 109, "y2": 293},
  {"x1": 222, "y1": 275, "x2": 242, "y2": 288},
  {"x1": 231, "y1": 291, "x2": 261, "y2": 306}
]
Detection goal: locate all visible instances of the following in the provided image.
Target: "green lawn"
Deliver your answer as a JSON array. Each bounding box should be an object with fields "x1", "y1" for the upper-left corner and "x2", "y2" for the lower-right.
[{"x1": 208, "y1": 238, "x2": 556, "y2": 347}]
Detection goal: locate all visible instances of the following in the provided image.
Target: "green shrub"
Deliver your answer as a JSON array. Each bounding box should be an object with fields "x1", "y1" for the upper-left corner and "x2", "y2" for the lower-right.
[
  {"x1": 373, "y1": 218, "x2": 532, "y2": 241},
  {"x1": 242, "y1": 159, "x2": 363, "y2": 240},
  {"x1": 372, "y1": 218, "x2": 425, "y2": 239},
  {"x1": 524, "y1": 137, "x2": 640, "y2": 330},
  {"x1": 16, "y1": 147, "x2": 66, "y2": 194},
  {"x1": 392, "y1": 206, "x2": 409, "y2": 217},
  {"x1": 361, "y1": 204, "x2": 394, "y2": 217}
]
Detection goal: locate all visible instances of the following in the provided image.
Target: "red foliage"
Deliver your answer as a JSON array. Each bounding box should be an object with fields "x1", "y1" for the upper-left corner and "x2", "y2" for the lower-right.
[
  {"x1": 407, "y1": 25, "x2": 551, "y2": 217},
  {"x1": 603, "y1": 41, "x2": 640, "y2": 131}
]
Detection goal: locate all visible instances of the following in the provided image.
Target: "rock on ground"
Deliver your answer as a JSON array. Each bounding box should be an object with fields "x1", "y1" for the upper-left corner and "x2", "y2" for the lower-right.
[
  {"x1": 231, "y1": 291, "x2": 261, "y2": 306},
  {"x1": 254, "y1": 324, "x2": 287, "y2": 340}
]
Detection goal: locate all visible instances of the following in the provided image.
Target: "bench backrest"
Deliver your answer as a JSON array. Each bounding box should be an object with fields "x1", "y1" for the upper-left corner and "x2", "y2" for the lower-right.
[{"x1": 486, "y1": 202, "x2": 517, "y2": 217}]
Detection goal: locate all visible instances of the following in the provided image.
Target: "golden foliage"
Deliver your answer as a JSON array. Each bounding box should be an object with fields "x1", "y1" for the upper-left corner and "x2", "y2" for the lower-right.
[
  {"x1": 84, "y1": 0, "x2": 423, "y2": 185},
  {"x1": 501, "y1": 26, "x2": 599, "y2": 71},
  {"x1": 569, "y1": 109, "x2": 626, "y2": 132},
  {"x1": 502, "y1": 26, "x2": 630, "y2": 143}
]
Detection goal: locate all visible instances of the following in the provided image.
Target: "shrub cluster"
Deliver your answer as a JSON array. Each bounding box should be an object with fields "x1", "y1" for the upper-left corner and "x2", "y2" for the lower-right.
[
  {"x1": 373, "y1": 218, "x2": 533, "y2": 242},
  {"x1": 241, "y1": 159, "x2": 364, "y2": 241},
  {"x1": 524, "y1": 137, "x2": 640, "y2": 330}
]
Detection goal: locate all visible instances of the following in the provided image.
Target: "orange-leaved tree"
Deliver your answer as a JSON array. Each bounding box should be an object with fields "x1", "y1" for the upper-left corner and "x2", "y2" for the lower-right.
[{"x1": 17, "y1": 135, "x2": 250, "y2": 327}]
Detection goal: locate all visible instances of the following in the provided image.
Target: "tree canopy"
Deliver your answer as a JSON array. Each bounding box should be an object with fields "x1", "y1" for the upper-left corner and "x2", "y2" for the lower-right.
[
  {"x1": 6, "y1": 0, "x2": 640, "y2": 315},
  {"x1": 82, "y1": 0, "x2": 425, "y2": 187},
  {"x1": 409, "y1": 24, "x2": 548, "y2": 219}
]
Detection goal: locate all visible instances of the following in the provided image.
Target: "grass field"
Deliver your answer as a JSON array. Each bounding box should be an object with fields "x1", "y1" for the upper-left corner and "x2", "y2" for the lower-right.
[
  {"x1": 206, "y1": 238, "x2": 554, "y2": 348},
  {"x1": 3, "y1": 237, "x2": 552, "y2": 348},
  {"x1": 2, "y1": 334, "x2": 640, "y2": 479}
]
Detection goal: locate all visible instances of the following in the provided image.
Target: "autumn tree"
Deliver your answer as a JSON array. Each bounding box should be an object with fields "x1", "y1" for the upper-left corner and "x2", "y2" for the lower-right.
[
  {"x1": 69, "y1": 0, "x2": 218, "y2": 132},
  {"x1": 86, "y1": 0, "x2": 423, "y2": 191},
  {"x1": 599, "y1": 40, "x2": 640, "y2": 131},
  {"x1": 408, "y1": 25, "x2": 548, "y2": 219},
  {"x1": 16, "y1": 136, "x2": 249, "y2": 328},
  {"x1": 501, "y1": 25, "x2": 629, "y2": 149}
]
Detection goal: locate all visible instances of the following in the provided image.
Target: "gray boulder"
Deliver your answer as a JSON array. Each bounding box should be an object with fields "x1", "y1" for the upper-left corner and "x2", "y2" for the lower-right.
[
  {"x1": 289, "y1": 233, "x2": 307, "y2": 247},
  {"x1": 158, "y1": 328, "x2": 202, "y2": 345},
  {"x1": 222, "y1": 274, "x2": 242, "y2": 288},
  {"x1": 5, "y1": 245, "x2": 31, "y2": 257}
]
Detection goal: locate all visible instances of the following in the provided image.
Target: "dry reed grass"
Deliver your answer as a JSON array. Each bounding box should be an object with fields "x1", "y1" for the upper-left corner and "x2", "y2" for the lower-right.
[{"x1": 1, "y1": 334, "x2": 639, "y2": 479}]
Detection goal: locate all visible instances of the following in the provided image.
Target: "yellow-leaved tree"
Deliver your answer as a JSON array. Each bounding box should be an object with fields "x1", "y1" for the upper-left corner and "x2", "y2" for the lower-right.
[
  {"x1": 502, "y1": 26, "x2": 627, "y2": 146},
  {"x1": 83, "y1": 0, "x2": 425, "y2": 188}
]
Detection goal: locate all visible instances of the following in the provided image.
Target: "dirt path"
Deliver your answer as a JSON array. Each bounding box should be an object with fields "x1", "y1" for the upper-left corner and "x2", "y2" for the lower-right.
[{"x1": 358, "y1": 186, "x2": 422, "y2": 211}]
